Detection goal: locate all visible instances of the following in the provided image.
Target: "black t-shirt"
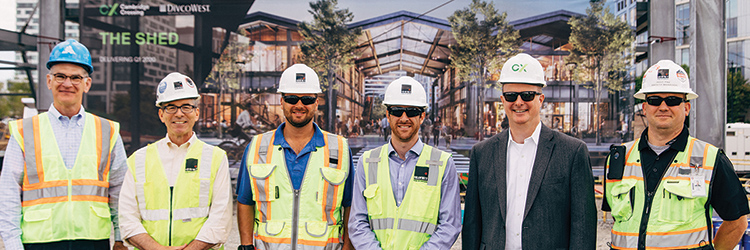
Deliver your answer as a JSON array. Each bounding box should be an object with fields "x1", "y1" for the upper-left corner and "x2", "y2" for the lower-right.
[{"x1": 603, "y1": 127, "x2": 749, "y2": 221}]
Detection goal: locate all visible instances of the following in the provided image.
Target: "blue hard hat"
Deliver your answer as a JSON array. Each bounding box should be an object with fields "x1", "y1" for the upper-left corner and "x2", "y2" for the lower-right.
[{"x1": 46, "y1": 39, "x2": 93, "y2": 74}]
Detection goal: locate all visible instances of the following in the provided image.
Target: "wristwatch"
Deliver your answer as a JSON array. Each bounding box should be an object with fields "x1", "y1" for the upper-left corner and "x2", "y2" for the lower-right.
[{"x1": 238, "y1": 245, "x2": 254, "y2": 250}]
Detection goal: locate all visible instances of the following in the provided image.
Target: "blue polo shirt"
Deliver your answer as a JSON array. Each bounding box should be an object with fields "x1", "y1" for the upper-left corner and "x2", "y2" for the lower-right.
[{"x1": 236, "y1": 122, "x2": 353, "y2": 207}]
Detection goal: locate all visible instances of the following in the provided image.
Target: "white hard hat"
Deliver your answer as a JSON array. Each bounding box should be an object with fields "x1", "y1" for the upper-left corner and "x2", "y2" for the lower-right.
[
  {"x1": 498, "y1": 53, "x2": 546, "y2": 86},
  {"x1": 277, "y1": 64, "x2": 322, "y2": 94},
  {"x1": 382, "y1": 76, "x2": 428, "y2": 108},
  {"x1": 635, "y1": 60, "x2": 697, "y2": 100},
  {"x1": 155, "y1": 72, "x2": 200, "y2": 107}
]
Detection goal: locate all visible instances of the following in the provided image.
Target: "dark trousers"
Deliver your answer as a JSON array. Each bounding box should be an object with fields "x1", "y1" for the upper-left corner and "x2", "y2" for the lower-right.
[{"x1": 24, "y1": 239, "x2": 110, "y2": 250}]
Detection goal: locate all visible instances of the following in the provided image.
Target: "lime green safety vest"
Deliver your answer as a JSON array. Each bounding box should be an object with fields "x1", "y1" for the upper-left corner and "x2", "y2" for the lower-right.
[
  {"x1": 127, "y1": 139, "x2": 225, "y2": 249},
  {"x1": 8, "y1": 112, "x2": 118, "y2": 243},
  {"x1": 605, "y1": 136, "x2": 718, "y2": 249},
  {"x1": 245, "y1": 130, "x2": 349, "y2": 250},
  {"x1": 361, "y1": 144, "x2": 451, "y2": 250}
]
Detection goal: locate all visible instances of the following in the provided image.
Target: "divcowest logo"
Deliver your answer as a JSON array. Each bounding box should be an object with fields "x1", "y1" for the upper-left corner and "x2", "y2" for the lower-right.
[{"x1": 159, "y1": 4, "x2": 211, "y2": 14}]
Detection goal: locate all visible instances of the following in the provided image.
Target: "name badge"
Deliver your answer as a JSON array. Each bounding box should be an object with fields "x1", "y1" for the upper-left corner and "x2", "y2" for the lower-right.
[
  {"x1": 690, "y1": 171, "x2": 706, "y2": 197},
  {"x1": 413, "y1": 166, "x2": 429, "y2": 182}
]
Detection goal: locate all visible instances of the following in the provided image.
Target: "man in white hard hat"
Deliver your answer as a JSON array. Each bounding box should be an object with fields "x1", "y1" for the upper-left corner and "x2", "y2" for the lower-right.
[
  {"x1": 602, "y1": 60, "x2": 749, "y2": 250},
  {"x1": 118, "y1": 72, "x2": 233, "y2": 249},
  {"x1": 236, "y1": 64, "x2": 354, "y2": 250},
  {"x1": 463, "y1": 53, "x2": 596, "y2": 249},
  {"x1": 349, "y1": 76, "x2": 461, "y2": 249},
  {"x1": 0, "y1": 39, "x2": 128, "y2": 250}
]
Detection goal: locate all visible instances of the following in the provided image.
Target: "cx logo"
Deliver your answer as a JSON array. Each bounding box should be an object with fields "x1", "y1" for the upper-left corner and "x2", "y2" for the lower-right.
[
  {"x1": 99, "y1": 4, "x2": 119, "y2": 16},
  {"x1": 511, "y1": 63, "x2": 528, "y2": 72}
]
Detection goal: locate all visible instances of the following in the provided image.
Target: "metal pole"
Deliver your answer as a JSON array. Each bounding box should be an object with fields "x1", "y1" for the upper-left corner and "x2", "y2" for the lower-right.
[
  {"x1": 37, "y1": 0, "x2": 64, "y2": 111},
  {"x1": 649, "y1": 0, "x2": 676, "y2": 62},
  {"x1": 690, "y1": 0, "x2": 726, "y2": 147}
]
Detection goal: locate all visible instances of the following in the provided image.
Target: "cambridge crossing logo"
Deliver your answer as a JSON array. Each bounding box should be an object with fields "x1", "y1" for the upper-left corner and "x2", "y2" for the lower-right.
[{"x1": 511, "y1": 63, "x2": 528, "y2": 72}]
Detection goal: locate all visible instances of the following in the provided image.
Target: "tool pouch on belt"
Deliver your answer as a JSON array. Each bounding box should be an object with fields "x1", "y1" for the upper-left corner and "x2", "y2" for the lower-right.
[{"x1": 607, "y1": 145, "x2": 626, "y2": 180}]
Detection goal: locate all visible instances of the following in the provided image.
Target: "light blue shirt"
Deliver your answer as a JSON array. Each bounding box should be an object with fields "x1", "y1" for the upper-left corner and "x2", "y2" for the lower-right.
[
  {"x1": 0, "y1": 105, "x2": 127, "y2": 249},
  {"x1": 349, "y1": 139, "x2": 462, "y2": 250}
]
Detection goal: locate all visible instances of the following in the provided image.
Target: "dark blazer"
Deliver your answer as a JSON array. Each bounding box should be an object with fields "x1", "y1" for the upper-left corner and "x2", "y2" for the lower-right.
[{"x1": 462, "y1": 125, "x2": 597, "y2": 250}]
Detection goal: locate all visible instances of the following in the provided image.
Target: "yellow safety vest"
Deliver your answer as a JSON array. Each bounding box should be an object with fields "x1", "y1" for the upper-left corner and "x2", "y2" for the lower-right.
[
  {"x1": 127, "y1": 139, "x2": 224, "y2": 249},
  {"x1": 605, "y1": 136, "x2": 718, "y2": 249},
  {"x1": 245, "y1": 130, "x2": 349, "y2": 250},
  {"x1": 361, "y1": 144, "x2": 450, "y2": 250},
  {"x1": 9, "y1": 112, "x2": 118, "y2": 243}
]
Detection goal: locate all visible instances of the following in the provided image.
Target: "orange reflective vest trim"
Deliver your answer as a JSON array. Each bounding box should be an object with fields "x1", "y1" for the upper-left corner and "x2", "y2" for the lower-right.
[{"x1": 13, "y1": 113, "x2": 115, "y2": 207}]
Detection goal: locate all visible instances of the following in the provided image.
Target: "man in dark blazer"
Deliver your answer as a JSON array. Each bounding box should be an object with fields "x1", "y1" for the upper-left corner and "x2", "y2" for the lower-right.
[{"x1": 462, "y1": 53, "x2": 597, "y2": 250}]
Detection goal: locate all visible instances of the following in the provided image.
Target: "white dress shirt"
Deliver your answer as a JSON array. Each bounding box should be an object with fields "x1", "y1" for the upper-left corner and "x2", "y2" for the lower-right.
[
  {"x1": 119, "y1": 134, "x2": 232, "y2": 248},
  {"x1": 505, "y1": 122, "x2": 542, "y2": 250}
]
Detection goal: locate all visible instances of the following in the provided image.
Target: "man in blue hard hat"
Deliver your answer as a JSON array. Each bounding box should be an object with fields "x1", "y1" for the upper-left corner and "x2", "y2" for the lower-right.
[{"x1": 0, "y1": 39, "x2": 128, "y2": 250}]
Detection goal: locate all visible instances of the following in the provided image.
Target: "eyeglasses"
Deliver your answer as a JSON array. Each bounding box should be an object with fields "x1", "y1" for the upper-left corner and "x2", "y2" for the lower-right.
[
  {"x1": 646, "y1": 96, "x2": 685, "y2": 107},
  {"x1": 283, "y1": 95, "x2": 317, "y2": 105},
  {"x1": 502, "y1": 91, "x2": 541, "y2": 102},
  {"x1": 388, "y1": 106, "x2": 423, "y2": 117},
  {"x1": 51, "y1": 73, "x2": 87, "y2": 85},
  {"x1": 162, "y1": 104, "x2": 196, "y2": 114}
]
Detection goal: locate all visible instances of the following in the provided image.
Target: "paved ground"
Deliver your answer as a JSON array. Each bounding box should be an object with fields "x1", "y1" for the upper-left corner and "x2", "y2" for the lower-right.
[{"x1": 0, "y1": 199, "x2": 615, "y2": 250}]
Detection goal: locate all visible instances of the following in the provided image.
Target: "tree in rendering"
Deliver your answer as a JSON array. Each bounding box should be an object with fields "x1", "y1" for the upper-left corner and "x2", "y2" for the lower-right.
[
  {"x1": 448, "y1": 0, "x2": 521, "y2": 138},
  {"x1": 298, "y1": 0, "x2": 362, "y2": 131},
  {"x1": 567, "y1": 0, "x2": 633, "y2": 145}
]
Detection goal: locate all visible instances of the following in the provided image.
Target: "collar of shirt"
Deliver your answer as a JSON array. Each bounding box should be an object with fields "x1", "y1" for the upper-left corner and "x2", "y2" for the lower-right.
[
  {"x1": 273, "y1": 122, "x2": 326, "y2": 153},
  {"x1": 387, "y1": 139, "x2": 424, "y2": 160},
  {"x1": 164, "y1": 132, "x2": 197, "y2": 149},
  {"x1": 48, "y1": 103, "x2": 85, "y2": 127},
  {"x1": 507, "y1": 122, "x2": 542, "y2": 148},
  {"x1": 638, "y1": 126, "x2": 689, "y2": 153}
]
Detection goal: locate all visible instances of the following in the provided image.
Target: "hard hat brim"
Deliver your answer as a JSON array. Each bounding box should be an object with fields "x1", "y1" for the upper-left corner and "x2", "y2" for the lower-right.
[
  {"x1": 634, "y1": 88, "x2": 699, "y2": 100},
  {"x1": 156, "y1": 96, "x2": 201, "y2": 107},
  {"x1": 47, "y1": 61, "x2": 93, "y2": 74}
]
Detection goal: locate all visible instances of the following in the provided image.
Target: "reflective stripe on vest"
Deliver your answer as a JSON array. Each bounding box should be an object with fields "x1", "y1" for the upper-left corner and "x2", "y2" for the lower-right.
[
  {"x1": 20, "y1": 114, "x2": 114, "y2": 185},
  {"x1": 605, "y1": 137, "x2": 717, "y2": 249},
  {"x1": 246, "y1": 129, "x2": 349, "y2": 249},
  {"x1": 9, "y1": 112, "x2": 118, "y2": 243},
  {"x1": 362, "y1": 144, "x2": 448, "y2": 249},
  {"x1": 129, "y1": 139, "x2": 222, "y2": 248},
  {"x1": 134, "y1": 141, "x2": 214, "y2": 221}
]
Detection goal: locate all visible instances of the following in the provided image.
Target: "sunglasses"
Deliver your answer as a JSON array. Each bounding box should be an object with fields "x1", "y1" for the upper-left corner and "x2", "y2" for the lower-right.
[
  {"x1": 388, "y1": 106, "x2": 423, "y2": 117},
  {"x1": 283, "y1": 95, "x2": 317, "y2": 105},
  {"x1": 503, "y1": 91, "x2": 541, "y2": 102},
  {"x1": 646, "y1": 96, "x2": 685, "y2": 107}
]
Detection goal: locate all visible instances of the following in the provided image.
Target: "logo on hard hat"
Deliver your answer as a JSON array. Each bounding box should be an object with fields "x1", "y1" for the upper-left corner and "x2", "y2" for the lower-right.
[
  {"x1": 676, "y1": 70, "x2": 687, "y2": 82},
  {"x1": 511, "y1": 64, "x2": 528, "y2": 72},
  {"x1": 296, "y1": 73, "x2": 306, "y2": 82},
  {"x1": 173, "y1": 81, "x2": 183, "y2": 90},
  {"x1": 62, "y1": 46, "x2": 77, "y2": 55},
  {"x1": 401, "y1": 84, "x2": 412, "y2": 94},
  {"x1": 657, "y1": 69, "x2": 669, "y2": 79},
  {"x1": 185, "y1": 77, "x2": 195, "y2": 88},
  {"x1": 158, "y1": 81, "x2": 167, "y2": 94}
]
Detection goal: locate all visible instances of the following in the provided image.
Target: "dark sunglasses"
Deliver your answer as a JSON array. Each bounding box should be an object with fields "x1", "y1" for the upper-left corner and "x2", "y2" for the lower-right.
[
  {"x1": 283, "y1": 95, "x2": 317, "y2": 105},
  {"x1": 388, "y1": 106, "x2": 423, "y2": 117},
  {"x1": 503, "y1": 91, "x2": 541, "y2": 102},
  {"x1": 646, "y1": 96, "x2": 685, "y2": 107}
]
